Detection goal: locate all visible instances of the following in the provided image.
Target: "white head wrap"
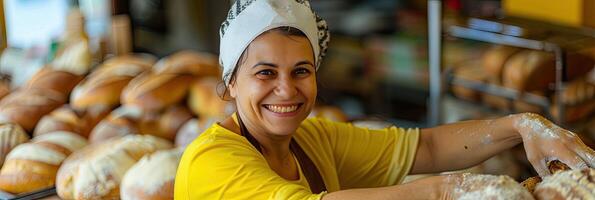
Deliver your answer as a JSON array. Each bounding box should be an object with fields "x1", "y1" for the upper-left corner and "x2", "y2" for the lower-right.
[{"x1": 219, "y1": 0, "x2": 330, "y2": 85}]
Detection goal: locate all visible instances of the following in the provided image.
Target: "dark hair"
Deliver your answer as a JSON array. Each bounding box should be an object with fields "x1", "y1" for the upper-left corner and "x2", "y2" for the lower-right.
[{"x1": 217, "y1": 26, "x2": 308, "y2": 100}]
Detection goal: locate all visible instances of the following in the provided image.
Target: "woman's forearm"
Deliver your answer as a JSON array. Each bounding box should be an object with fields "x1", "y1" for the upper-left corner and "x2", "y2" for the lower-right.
[{"x1": 412, "y1": 114, "x2": 523, "y2": 174}]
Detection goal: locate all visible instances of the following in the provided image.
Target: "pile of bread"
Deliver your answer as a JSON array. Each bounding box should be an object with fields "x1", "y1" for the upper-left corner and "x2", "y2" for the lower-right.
[
  {"x1": 451, "y1": 161, "x2": 594, "y2": 200},
  {"x1": 0, "y1": 50, "x2": 233, "y2": 199},
  {"x1": 451, "y1": 45, "x2": 595, "y2": 123}
]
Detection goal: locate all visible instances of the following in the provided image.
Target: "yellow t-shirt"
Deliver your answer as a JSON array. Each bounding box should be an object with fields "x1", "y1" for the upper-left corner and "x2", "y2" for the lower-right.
[{"x1": 175, "y1": 117, "x2": 420, "y2": 200}]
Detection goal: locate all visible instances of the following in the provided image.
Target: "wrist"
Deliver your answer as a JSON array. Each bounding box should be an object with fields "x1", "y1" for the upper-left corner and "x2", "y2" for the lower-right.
[{"x1": 497, "y1": 113, "x2": 527, "y2": 140}]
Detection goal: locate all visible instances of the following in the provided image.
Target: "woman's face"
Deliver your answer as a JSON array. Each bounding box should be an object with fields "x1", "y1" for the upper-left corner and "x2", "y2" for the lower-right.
[{"x1": 229, "y1": 30, "x2": 316, "y2": 137}]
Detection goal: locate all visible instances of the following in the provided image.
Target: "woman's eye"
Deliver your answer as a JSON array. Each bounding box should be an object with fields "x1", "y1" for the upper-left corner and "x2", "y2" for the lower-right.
[
  {"x1": 294, "y1": 68, "x2": 311, "y2": 75},
  {"x1": 256, "y1": 69, "x2": 275, "y2": 77}
]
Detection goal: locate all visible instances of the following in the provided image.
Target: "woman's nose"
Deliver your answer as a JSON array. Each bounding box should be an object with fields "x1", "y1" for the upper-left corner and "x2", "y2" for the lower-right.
[{"x1": 274, "y1": 75, "x2": 298, "y2": 99}]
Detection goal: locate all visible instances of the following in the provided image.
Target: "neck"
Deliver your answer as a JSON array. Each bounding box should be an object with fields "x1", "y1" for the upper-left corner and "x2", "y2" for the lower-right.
[
  {"x1": 219, "y1": 114, "x2": 300, "y2": 181},
  {"x1": 222, "y1": 114, "x2": 293, "y2": 161}
]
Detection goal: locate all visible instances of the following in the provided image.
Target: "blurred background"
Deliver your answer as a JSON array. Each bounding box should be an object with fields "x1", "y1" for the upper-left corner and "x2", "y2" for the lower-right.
[{"x1": 0, "y1": 0, "x2": 592, "y2": 197}]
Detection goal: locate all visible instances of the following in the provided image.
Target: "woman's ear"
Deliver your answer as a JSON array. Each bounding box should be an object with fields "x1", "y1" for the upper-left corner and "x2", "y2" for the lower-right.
[{"x1": 228, "y1": 82, "x2": 237, "y2": 98}]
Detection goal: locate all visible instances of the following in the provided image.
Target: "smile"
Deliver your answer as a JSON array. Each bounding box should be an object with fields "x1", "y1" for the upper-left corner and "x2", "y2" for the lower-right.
[{"x1": 263, "y1": 103, "x2": 303, "y2": 114}]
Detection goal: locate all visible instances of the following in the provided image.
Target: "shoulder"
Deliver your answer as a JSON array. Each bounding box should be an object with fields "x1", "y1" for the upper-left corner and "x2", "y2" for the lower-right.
[{"x1": 181, "y1": 123, "x2": 259, "y2": 164}]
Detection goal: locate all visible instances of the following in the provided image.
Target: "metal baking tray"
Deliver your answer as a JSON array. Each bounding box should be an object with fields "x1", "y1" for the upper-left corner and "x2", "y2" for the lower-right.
[{"x1": 0, "y1": 187, "x2": 56, "y2": 200}]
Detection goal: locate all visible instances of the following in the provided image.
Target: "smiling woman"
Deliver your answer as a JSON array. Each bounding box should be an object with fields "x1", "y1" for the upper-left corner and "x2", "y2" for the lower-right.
[{"x1": 174, "y1": 0, "x2": 595, "y2": 200}]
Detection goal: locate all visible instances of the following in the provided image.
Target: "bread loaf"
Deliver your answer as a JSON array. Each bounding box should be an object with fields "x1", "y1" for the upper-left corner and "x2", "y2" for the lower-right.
[
  {"x1": 120, "y1": 148, "x2": 183, "y2": 200},
  {"x1": 0, "y1": 131, "x2": 87, "y2": 194},
  {"x1": 451, "y1": 61, "x2": 489, "y2": 102},
  {"x1": 56, "y1": 134, "x2": 172, "y2": 200},
  {"x1": 482, "y1": 45, "x2": 521, "y2": 84},
  {"x1": 503, "y1": 50, "x2": 594, "y2": 92},
  {"x1": 549, "y1": 78, "x2": 595, "y2": 122},
  {"x1": 533, "y1": 168, "x2": 595, "y2": 200},
  {"x1": 0, "y1": 123, "x2": 29, "y2": 166},
  {"x1": 175, "y1": 117, "x2": 220, "y2": 148},
  {"x1": 188, "y1": 77, "x2": 234, "y2": 118},
  {"x1": 88, "y1": 106, "x2": 142, "y2": 144},
  {"x1": 153, "y1": 50, "x2": 220, "y2": 77},
  {"x1": 0, "y1": 89, "x2": 66, "y2": 132},
  {"x1": 503, "y1": 50, "x2": 554, "y2": 91},
  {"x1": 309, "y1": 106, "x2": 348, "y2": 122},
  {"x1": 71, "y1": 56, "x2": 152, "y2": 110},
  {"x1": 121, "y1": 72, "x2": 194, "y2": 112},
  {"x1": 24, "y1": 67, "x2": 83, "y2": 98},
  {"x1": 101, "y1": 54, "x2": 157, "y2": 70},
  {"x1": 34, "y1": 105, "x2": 110, "y2": 138},
  {"x1": 521, "y1": 176, "x2": 542, "y2": 193},
  {"x1": 138, "y1": 105, "x2": 193, "y2": 142},
  {"x1": 452, "y1": 174, "x2": 534, "y2": 200},
  {"x1": 560, "y1": 78, "x2": 594, "y2": 106}
]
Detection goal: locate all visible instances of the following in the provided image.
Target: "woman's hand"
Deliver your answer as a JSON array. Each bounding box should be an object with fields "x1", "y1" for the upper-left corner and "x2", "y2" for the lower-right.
[{"x1": 514, "y1": 113, "x2": 595, "y2": 176}]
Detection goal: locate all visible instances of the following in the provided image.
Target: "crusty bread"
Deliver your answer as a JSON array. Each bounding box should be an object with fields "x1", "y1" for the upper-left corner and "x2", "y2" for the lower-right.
[
  {"x1": 120, "y1": 148, "x2": 183, "y2": 200},
  {"x1": 534, "y1": 168, "x2": 595, "y2": 200},
  {"x1": 88, "y1": 106, "x2": 142, "y2": 144},
  {"x1": 309, "y1": 106, "x2": 348, "y2": 122},
  {"x1": 175, "y1": 117, "x2": 220, "y2": 148},
  {"x1": 24, "y1": 67, "x2": 83, "y2": 98},
  {"x1": 34, "y1": 105, "x2": 110, "y2": 138},
  {"x1": 482, "y1": 45, "x2": 521, "y2": 84},
  {"x1": 188, "y1": 77, "x2": 234, "y2": 118},
  {"x1": 0, "y1": 123, "x2": 29, "y2": 166},
  {"x1": 0, "y1": 89, "x2": 66, "y2": 132},
  {"x1": 121, "y1": 72, "x2": 194, "y2": 112},
  {"x1": 70, "y1": 56, "x2": 153, "y2": 110},
  {"x1": 56, "y1": 134, "x2": 172, "y2": 200},
  {"x1": 153, "y1": 50, "x2": 220, "y2": 77},
  {"x1": 503, "y1": 50, "x2": 594, "y2": 92},
  {"x1": 451, "y1": 61, "x2": 489, "y2": 102},
  {"x1": 138, "y1": 105, "x2": 193, "y2": 142},
  {"x1": 101, "y1": 54, "x2": 157, "y2": 70},
  {"x1": 453, "y1": 174, "x2": 534, "y2": 200},
  {"x1": 0, "y1": 131, "x2": 87, "y2": 194}
]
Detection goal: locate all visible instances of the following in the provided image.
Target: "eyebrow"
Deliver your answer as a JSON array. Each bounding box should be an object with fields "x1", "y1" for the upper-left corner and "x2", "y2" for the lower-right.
[{"x1": 251, "y1": 60, "x2": 314, "y2": 68}]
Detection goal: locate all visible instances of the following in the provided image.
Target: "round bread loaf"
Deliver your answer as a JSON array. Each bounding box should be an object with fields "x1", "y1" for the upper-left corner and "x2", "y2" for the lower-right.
[
  {"x1": 0, "y1": 89, "x2": 66, "y2": 132},
  {"x1": 175, "y1": 117, "x2": 220, "y2": 148},
  {"x1": 482, "y1": 45, "x2": 521, "y2": 84},
  {"x1": 34, "y1": 105, "x2": 110, "y2": 138},
  {"x1": 188, "y1": 77, "x2": 234, "y2": 118},
  {"x1": 453, "y1": 174, "x2": 534, "y2": 200},
  {"x1": 70, "y1": 56, "x2": 153, "y2": 110},
  {"x1": 0, "y1": 123, "x2": 29, "y2": 166},
  {"x1": 88, "y1": 106, "x2": 142, "y2": 144},
  {"x1": 534, "y1": 168, "x2": 595, "y2": 200},
  {"x1": 121, "y1": 72, "x2": 194, "y2": 112},
  {"x1": 0, "y1": 131, "x2": 87, "y2": 194},
  {"x1": 309, "y1": 106, "x2": 348, "y2": 122},
  {"x1": 120, "y1": 148, "x2": 184, "y2": 200},
  {"x1": 56, "y1": 134, "x2": 172, "y2": 200},
  {"x1": 451, "y1": 60, "x2": 489, "y2": 102},
  {"x1": 136, "y1": 105, "x2": 193, "y2": 142},
  {"x1": 24, "y1": 67, "x2": 83, "y2": 98},
  {"x1": 153, "y1": 50, "x2": 220, "y2": 77}
]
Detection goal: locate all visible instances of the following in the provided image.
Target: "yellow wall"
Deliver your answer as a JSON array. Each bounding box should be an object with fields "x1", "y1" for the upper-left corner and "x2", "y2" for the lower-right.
[{"x1": 503, "y1": 0, "x2": 584, "y2": 26}]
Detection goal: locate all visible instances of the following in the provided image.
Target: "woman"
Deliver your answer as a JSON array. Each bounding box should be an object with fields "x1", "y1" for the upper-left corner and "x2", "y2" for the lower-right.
[{"x1": 175, "y1": 0, "x2": 595, "y2": 199}]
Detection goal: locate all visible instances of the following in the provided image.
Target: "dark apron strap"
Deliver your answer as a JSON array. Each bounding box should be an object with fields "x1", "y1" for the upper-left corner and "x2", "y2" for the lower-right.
[{"x1": 237, "y1": 114, "x2": 327, "y2": 193}]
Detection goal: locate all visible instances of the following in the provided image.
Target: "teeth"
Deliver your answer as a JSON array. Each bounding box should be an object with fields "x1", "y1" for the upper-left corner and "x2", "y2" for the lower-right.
[{"x1": 266, "y1": 105, "x2": 299, "y2": 113}]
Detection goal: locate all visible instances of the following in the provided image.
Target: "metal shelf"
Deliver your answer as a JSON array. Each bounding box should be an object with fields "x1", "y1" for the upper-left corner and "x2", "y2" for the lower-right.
[{"x1": 426, "y1": 0, "x2": 595, "y2": 126}]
